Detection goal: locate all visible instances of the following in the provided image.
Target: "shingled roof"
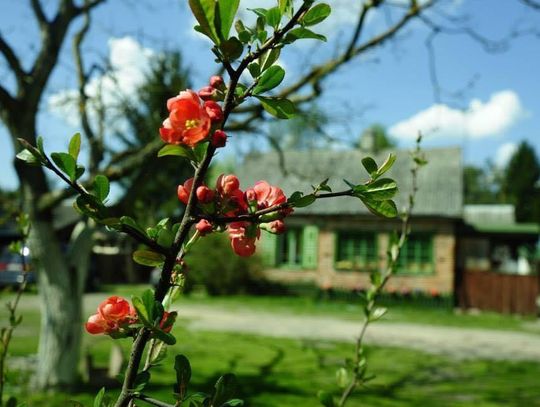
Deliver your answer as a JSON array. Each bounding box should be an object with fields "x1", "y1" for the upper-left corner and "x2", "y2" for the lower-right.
[{"x1": 236, "y1": 146, "x2": 463, "y2": 218}]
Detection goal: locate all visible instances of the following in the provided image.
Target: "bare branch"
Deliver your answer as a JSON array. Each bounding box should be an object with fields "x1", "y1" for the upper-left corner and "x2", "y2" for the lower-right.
[
  {"x1": 520, "y1": 0, "x2": 540, "y2": 9},
  {"x1": 0, "y1": 34, "x2": 26, "y2": 86},
  {"x1": 30, "y1": 0, "x2": 48, "y2": 27}
]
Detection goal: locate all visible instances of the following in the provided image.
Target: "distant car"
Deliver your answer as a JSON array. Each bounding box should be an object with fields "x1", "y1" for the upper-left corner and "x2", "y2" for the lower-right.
[{"x1": 0, "y1": 247, "x2": 36, "y2": 287}]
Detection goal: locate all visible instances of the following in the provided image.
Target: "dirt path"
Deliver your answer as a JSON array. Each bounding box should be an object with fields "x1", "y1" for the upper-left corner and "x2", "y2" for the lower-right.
[{"x1": 172, "y1": 304, "x2": 540, "y2": 362}]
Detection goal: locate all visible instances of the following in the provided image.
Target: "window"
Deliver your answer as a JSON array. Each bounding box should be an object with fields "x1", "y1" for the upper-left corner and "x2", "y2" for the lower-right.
[
  {"x1": 335, "y1": 232, "x2": 378, "y2": 271},
  {"x1": 397, "y1": 234, "x2": 434, "y2": 274},
  {"x1": 277, "y1": 228, "x2": 303, "y2": 267}
]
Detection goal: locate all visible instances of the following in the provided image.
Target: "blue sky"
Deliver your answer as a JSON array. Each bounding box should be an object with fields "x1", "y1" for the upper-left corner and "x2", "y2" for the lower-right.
[{"x1": 1, "y1": 0, "x2": 539, "y2": 190}]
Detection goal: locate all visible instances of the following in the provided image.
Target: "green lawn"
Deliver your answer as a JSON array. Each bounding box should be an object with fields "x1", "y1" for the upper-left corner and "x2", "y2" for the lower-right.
[{"x1": 1, "y1": 288, "x2": 540, "y2": 406}]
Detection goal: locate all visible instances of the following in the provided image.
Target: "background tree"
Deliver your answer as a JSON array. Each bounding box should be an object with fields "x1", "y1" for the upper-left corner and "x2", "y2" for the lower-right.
[
  {"x1": 463, "y1": 165, "x2": 499, "y2": 204},
  {"x1": 502, "y1": 141, "x2": 540, "y2": 222},
  {"x1": 355, "y1": 124, "x2": 397, "y2": 154}
]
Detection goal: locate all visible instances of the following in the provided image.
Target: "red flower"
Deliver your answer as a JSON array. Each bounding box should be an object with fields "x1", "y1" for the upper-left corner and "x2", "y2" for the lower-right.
[
  {"x1": 211, "y1": 130, "x2": 227, "y2": 148},
  {"x1": 198, "y1": 85, "x2": 216, "y2": 101},
  {"x1": 160, "y1": 90, "x2": 211, "y2": 147},
  {"x1": 85, "y1": 313, "x2": 110, "y2": 335},
  {"x1": 196, "y1": 219, "x2": 213, "y2": 236},
  {"x1": 160, "y1": 311, "x2": 177, "y2": 333},
  {"x1": 177, "y1": 178, "x2": 195, "y2": 204},
  {"x1": 253, "y1": 181, "x2": 287, "y2": 209},
  {"x1": 98, "y1": 296, "x2": 132, "y2": 322},
  {"x1": 228, "y1": 222, "x2": 260, "y2": 257},
  {"x1": 204, "y1": 100, "x2": 223, "y2": 122},
  {"x1": 267, "y1": 220, "x2": 286, "y2": 234}
]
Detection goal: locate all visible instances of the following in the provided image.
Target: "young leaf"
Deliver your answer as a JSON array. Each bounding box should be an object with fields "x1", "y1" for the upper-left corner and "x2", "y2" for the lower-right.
[
  {"x1": 16, "y1": 149, "x2": 41, "y2": 166},
  {"x1": 212, "y1": 374, "x2": 237, "y2": 407},
  {"x1": 284, "y1": 27, "x2": 326, "y2": 43},
  {"x1": 253, "y1": 66, "x2": 285, "y2": 95},
  {"x1": 360, "y1": 178, "x2": 398, "y2": 200},
  {"x1": 216, "y1": 0, "x2": 240, "y2": 40},
  {"x1": 51, "y1": 152, "x2": 77, "y2": 181},
  {"x1": 223, "y1": 400, "x2": 244, "y2": 406},
  {"x1": 259, "y1": 48, "x2": 281, "y2": 72},
  {"x1": 93, "y1": 388, "x2": 105, "y2": 407},
  {"x1": 317, "y1": 390, "x2": 335, "y2": 407},
  {"x1": 248, "y1": 62, "x2": 260, "y2": 78},
  {"x1": 265, "y1": 6, "x2": 282, "y2": 29},
  {"x1": 279, "y1": 0, "x2": 293, "y2": 16},
  {"x1": 36, "y1": 136, "x2": 45, "y2": 155},
  {"x1": 132, "y1": 296, "x2": 152, "y2": 327},
  {"x1": 68, "y1": 132, "x2": 81, "y2": 160},
  {"x1": 93, "y1": 175, "x2": 110, "y2": 202},
  {"x1": 301, "y1": 3, "x2": 331, "y2": 26},
  {"x1": 174, "y1": 354, "x2": 192, "y2": 397},
  {"x1": 291, "y1": 194, "x2": 316, "y2": 208},
  {"x1": 158, "y1": 144, "x2": 196, "y2": 161},
  {"x1": 256, "y1": 96, "x2": 296, "y2": 119},
  {"x1": 377, "y1": 153, "x2": 396, "y2": 177},
  {"x1": 361, "y1": 157, "x2": 378, "y2": 176},
  {"x1": 189, "y1": 0, "x2": 219, "y2": 44},
  {"x1": 133, "y1": 250, "x2": 165, "y2": 267},
  {"x1": 369, "y1": 306, "x2": 388, "y2": 322},
  {"x1": 120, "y1": 216, "x2": 147, "y2": 236},
  {"x1": 220, "y1": 36, "x2": 243, "y2": 60},
  {"x1": 152, "y1": 328, "x2": 177, "y2": 345},
  {"x1": 133, "y1": 371, "x2": 151, "y2": 392},
  {"x1": 361, "y1": 197, "x2": 398, "y2": 218},
  {"x1": 335, "y1": 367, "x2": 349, "y2": 389}
]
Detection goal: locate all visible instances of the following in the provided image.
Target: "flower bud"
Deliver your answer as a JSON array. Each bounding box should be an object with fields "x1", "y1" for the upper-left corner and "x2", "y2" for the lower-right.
[
  {"x1": 210, "y1": 75, "x2": 224, "y2": 89},
  {"x1": 204, "y1": 100, "x2": 223, "y2": 122},
  {"x1": 177, "y1": 178, "x2": 194, "y2": 204},
  {"x1": 268, "y1": 220, "x2": 286, "y2": 234},
  {"x1": 196, "y1": 185, "x2": 215, "y2": 203},
  {"x1": 198, "y1": 85, "x2": 216, "y2": 101},
  {"x1": 216, "y1": 174, "x2": 240, "y2": 196},
  {"x1": 196, "y1": 219, "x2": 213, "y2": 236},
  {"x1": 211, "y1": 130, "x2": 227, "y2": 148}
]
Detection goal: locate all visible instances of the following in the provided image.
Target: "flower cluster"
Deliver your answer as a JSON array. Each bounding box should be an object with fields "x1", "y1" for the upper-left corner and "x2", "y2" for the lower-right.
[
  {"x1": 86, "y1": 296, "x2": 175, "y2": 336},
  {"x1": 159, "y1": 77, "x2": 227, "y2": 148},
  {"x1": 177, "y1": 174, "x2": 292, "y2": 257}
]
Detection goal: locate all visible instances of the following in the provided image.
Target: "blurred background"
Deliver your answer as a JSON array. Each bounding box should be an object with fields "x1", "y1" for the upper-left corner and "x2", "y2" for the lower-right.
[{"x1": 0, "y1": 0, "x2": 540, "y2": 406}]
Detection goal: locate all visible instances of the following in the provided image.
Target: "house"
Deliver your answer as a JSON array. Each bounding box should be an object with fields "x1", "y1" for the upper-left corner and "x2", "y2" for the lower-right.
[
  {"x1": 237, "y1": 145, "x2": 540, "y2": 307},
  {"x1": 238, "y1": 146, "x2": 463, "y2": 295}
]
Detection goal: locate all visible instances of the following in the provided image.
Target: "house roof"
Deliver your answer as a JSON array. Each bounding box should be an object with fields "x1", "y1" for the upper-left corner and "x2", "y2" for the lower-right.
[{"x1": 237, "y1": 146, "x2": 463, "y2": 218}]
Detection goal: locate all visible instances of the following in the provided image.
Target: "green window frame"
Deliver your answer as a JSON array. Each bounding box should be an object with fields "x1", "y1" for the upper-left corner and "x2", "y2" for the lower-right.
[
  {"x1": 335, "y1": 232, "x2": 378, "y2": 271},
  {"x1": 277, "y1": 228, "x2": 303, "y2": 267},
  {"x1": 396, "y1": 234, "x2": 434, "y2": 275}
]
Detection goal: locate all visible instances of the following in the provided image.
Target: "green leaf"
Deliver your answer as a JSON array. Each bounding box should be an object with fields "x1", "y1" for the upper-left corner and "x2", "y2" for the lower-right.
[
  {"x1": 93, "y1": 388, "x2": 105, "y2": 407},
  {"x1": 288, "y1": 191, "x2": 303, "y2": 202},
  {"x1": 377, "y1": 153, "x2": 396, "y2": 177},
  {"x1": 74, "y1": 194, "x2": 104, "y2": 219},
  {"x1": 220, "y1": 36, "x2": 243, "y2": 60},
  {"x1": 132, "y1": 250, "x2": 165, "y2": 267},
  {"x1": 93, "y1": 175, "x2": 110, "y2": 202},
  {"x1": 257, "y1": 96, "x2": 296, "y2": 119},
  {"x1": 75, "y1": 164, "x2": 85, "y2": 180},
  {"x1": 279, "y1": 0, "x2": 293, "y2": 16},
  {"x1": 248, "y1": 8, "x2": 267, "y2": 18},
  {"x1": 36, "y1": 136, "x2": 45, "y2": 155},
  {"x1": 189, "y1": 0, "x2": 219, "y2": 44},
  {"x1": 132, "y1": 296, "x2": 152, "y2": 327},
  {"x1": 212, "y1": 374, "x2": 237, "y2": 407},
  {"x1": 360, "y1": 178, "x2": 398, "y2": 201},
  {"x1": 51, "y1": 152, "x2": 77, "y2": 181},
  {"x1": 361, "y1": 157, "x2": 378, "y2": 176},
  {"x1": 235, "y1": 20, "x2": 251, "y2": 43},
  {"x1": 284, "y1": 27, "x2": 326, "y2": 43},
  {"x1": 259, "y1": 48, "x2": 281, "y2": 72},
  {"x1": 216, "y1": 0, "x2": 240, "y2": 40},
  {"x1": 120, "y1": 216, "x2": 147, "y2": 236},
  {"x1": 254, "y1": 66, "x2": 285, "y2": 95},
  {"x1": 336, "y1": 367, "x2": 349, "y2": 389},
  {"x1": 361, "y1": 197, "x2": 398, "y2": 218},
  {"x1": 133, "y1": 371, "x2": 150, "y2": 392},
  {"x1": 369, "y1": 307, "x2": 388, "y2": 322},
  {"x1": 174, "y1": 354, "x2": 192, "y2": 397},
  {"x1": 158, "y1": 144, "x2": 196, "y2": 161},
  {"x1": 68, "y1": 132, "x2": 81, "y2": 160},
  {"x1": 291, "y1": 194, "x2": 316, "y2": 208},
  {"x1": 222, "y1": 400, "x2": 244, "y2": 406},
  {"x1": 15, "y1": 149, "x2": 41, "y2": 166},
  {"x1": 157, "y1": 228, "x2": 175, "y2": 248},
  {"x1": 301, "y1": 3, "x2": 331, "y2": 26},
  {"x1": 248, "y1": 62, "x2": 260, "y2": 78},
  {"x1": 317, "y1": 390, "x2": 335, "y2": 407},
  {"x1": 152, "y1": 328, "x2": 176, "y2": 345},
  {"x1": 193, "y1": 142, "x2": 209, "y2": 163},
  {"x1": 265, "y1": 7, "x2": 282, "y2": 29}
]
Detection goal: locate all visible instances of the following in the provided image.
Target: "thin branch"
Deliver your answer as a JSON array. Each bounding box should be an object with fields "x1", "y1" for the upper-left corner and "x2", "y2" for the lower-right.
[
  {"x1": 520, "y1": 0, "x2": 540, "y2": 9},
  {"x1": 134, "y1": 394, "x2": 174, "y2": 407},
  {"x1": 0, "y1": 35, "x2": 26, "y2": 87},
  {"x1": 30, "y1": 0, "x2": 48, "y2": 27}
]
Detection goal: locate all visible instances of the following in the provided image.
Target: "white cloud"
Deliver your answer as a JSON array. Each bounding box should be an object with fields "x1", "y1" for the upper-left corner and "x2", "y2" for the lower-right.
[
  {"x1": 495, "y1": 142, "x2": 518, "y2": 168},
  {"x1": 389, "y1": 90, "x2": 525, "y2": 140},
  {"x1": 48, "y1": 37, "x2": 155, "y2": 127}
]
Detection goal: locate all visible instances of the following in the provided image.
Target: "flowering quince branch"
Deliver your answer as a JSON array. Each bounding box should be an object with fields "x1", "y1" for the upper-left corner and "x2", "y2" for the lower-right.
[
  {"x1": 16, "y1": 1, "x2": 401, "y2": 406},
  {"x1": 318, "y1": 136, "x2": 427, "y2": 407}
]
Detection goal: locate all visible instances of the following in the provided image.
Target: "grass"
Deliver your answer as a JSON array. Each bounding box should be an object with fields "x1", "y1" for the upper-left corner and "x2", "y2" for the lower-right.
[{"x1": 1, "y1": 287, "x2": 540, "y2": 406}]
